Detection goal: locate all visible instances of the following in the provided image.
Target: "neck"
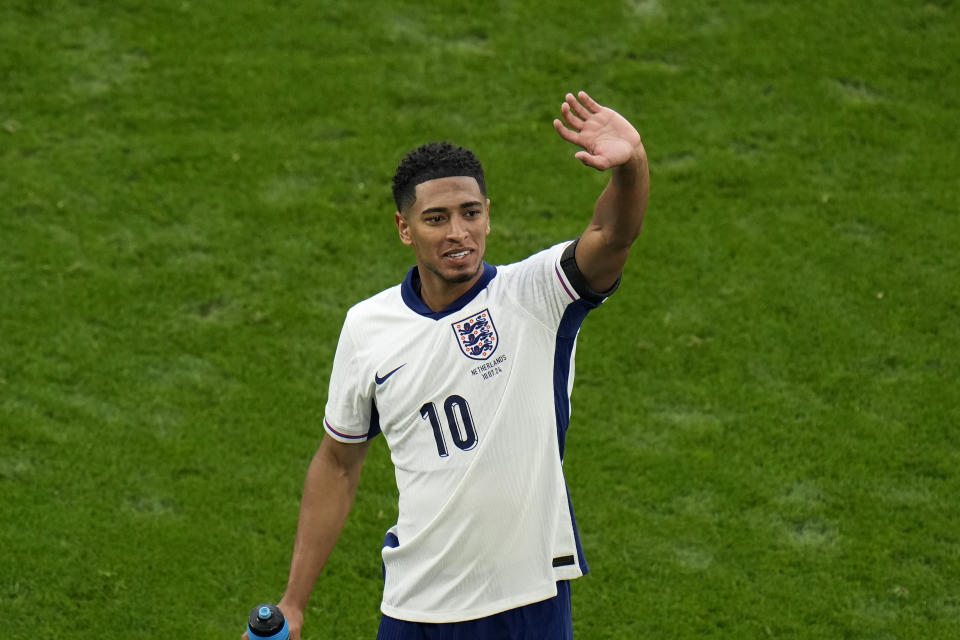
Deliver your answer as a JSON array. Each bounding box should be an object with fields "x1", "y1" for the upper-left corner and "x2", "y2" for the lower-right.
[{"x1": 416, "y1": 265, "x2": 484, "y2": 312}]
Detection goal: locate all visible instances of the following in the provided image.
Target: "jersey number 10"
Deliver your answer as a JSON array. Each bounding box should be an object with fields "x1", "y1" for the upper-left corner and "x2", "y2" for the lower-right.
[{"x1": 420, "y1": 395, "x2": 478, "y2": 457}]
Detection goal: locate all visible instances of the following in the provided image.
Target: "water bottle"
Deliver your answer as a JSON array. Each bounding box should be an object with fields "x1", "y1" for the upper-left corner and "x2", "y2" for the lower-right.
[{"x1": 247, "y1": 604, "x2": 290, "y2": 640}]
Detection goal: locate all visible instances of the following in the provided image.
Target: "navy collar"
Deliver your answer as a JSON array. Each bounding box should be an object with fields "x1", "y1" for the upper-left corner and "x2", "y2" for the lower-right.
[{"x1": 400, "y1": 263, "x2": 498, "y2": 320}]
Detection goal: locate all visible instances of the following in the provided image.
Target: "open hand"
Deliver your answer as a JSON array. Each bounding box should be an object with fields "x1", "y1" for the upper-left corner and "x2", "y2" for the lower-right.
[{"x1": 553, "y1": 91, "x2": 643, "y2": 171}]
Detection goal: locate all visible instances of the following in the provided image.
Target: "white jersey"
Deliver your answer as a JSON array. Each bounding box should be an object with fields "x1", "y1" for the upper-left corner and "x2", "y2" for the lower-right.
[{"x1": 323, "y1": 240, "x2": 616, "y2": 623}]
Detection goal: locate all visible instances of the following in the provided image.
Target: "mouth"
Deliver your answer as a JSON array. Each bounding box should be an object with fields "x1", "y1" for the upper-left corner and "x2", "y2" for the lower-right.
[{"x1": 443, "y1": 248, "x2": 473, "y2": 261}]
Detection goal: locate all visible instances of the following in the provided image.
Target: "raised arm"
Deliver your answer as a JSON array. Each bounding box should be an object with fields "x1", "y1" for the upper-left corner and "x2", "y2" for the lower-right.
[
  {"x1": 244, "y1": 435, "x2": 371, "y2": 640},
  {"x1": 553, "y1": 91, "x2": 649, "y2": 292}
]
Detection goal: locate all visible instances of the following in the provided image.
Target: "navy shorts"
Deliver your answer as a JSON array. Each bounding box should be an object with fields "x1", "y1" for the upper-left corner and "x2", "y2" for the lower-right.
[{"x1": 376, "y1": 581, "x2": 573, "y2": 640}]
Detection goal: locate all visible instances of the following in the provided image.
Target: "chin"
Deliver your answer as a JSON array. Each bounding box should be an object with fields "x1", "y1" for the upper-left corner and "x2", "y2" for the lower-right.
[
  {"x1": 434, "y1": 261, "x2": 483, "y2": 285},
  {"x1": 447, "y1": 271, "x2": 477, "y2": 284}
]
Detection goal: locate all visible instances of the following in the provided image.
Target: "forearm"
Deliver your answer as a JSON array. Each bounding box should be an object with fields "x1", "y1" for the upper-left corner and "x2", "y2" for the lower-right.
[
  {"x1": 575, "y1": 147, "x2": 649, "y2": 291},
  {"x1": 589, "y1": 146, "x2": 649, "y2": 249},
  {"x1": 280, "y1": 441, "x2": 364, "y2": 613}
]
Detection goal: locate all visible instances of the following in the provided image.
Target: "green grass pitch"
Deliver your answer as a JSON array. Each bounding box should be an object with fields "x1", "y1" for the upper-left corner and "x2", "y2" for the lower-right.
[{"x1": 1, "y1": 1, "x2": 958, "y2": 637}]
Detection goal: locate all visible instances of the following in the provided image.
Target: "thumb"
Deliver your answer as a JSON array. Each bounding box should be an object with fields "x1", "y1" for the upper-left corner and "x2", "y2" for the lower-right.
[{"x1": 574, "y1": 151, "x2": 611, "y2": 171}]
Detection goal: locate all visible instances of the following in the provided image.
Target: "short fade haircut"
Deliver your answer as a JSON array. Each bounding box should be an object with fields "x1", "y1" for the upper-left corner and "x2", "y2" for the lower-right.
[{"x1": 392, "y1": 142, "x2": 486, "y2": 213}]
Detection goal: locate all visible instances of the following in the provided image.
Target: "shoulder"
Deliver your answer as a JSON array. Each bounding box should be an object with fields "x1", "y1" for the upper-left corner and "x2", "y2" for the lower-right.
[
  {"x1": 495, "y1": 238, "x2": 618, "y2": 310},
  {"x1": 496, "y1": 241, "x2": 572, "y2": 277},
  {"x1": 344, "y1": 283, "x2": 404, "y2": 326}
]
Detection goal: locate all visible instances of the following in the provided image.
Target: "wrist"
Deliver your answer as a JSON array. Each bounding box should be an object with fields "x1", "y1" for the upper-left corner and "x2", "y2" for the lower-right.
[
  {"x1": 627, "y1": 143, "x2": 647, "y2": 166},
  {"x1": 278, "y1": 592, "x2": 308, "y2": 616},
  {"x1": 611, "y1": 146, "x2": 647, "y2": 182}
]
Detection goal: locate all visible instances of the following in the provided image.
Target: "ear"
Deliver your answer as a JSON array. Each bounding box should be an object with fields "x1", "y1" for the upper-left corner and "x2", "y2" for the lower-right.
[{"x1": 396, "y1": 211, "x2": 413, "y2": 246}]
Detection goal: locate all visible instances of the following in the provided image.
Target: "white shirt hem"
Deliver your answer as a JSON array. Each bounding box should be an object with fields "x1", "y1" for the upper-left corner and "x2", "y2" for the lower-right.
[{"x1": 379, "y1": 580, "x2": 570, "y2": 624}]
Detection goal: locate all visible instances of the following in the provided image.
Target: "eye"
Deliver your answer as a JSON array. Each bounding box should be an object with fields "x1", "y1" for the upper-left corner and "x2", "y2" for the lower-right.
[
  {"x1": 425, "y1": 215, "x2": 445, "y2": 224},
  {"x1": 465, "y1": 209, "x2": 481, "y2": 218}
]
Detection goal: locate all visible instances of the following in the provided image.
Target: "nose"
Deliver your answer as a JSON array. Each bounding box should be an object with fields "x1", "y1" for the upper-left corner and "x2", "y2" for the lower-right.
[{"x1": 447, "y1": 217, "x2": 469, "y2": 243}]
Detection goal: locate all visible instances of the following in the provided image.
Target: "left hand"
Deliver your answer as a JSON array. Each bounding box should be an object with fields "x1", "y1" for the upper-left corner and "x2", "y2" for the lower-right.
[{"x1": 553, "y1": 91, "x2": 643, "y2": 171}]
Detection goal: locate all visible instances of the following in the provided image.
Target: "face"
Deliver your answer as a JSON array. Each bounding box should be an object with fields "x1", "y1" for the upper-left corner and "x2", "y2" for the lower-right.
[{"x1": 395, "y1": 176, "x2": 491, "y2": 296}]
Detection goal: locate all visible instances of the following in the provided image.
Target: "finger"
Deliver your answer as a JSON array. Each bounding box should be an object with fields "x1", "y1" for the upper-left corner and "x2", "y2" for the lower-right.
[
  {"x1": 553, "y1": 118, "x2": 580, "y2": 145},
  {"x1": 560, "y1": 102, "x2": 585, "y2": 130},
  {"x1": 575, "y1": 150, "x2": 612, "y2": 171},
  {"x1": 577, "y1": 91, "x2": 603, "y2": 114},
  {"x1": 565, "y1": 92, "x2": 592, "y2": 121}
]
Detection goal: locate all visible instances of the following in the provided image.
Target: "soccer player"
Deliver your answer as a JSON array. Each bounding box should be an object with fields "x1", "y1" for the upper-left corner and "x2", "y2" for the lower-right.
[{"x1": 248, "y1": 91, "x2": 648, "y2": 639}]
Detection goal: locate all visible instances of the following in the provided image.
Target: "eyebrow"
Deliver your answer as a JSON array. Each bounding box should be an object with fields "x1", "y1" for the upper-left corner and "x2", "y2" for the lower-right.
[{"x1": 420, "y1": 201, "x2": 484, "y2": 216}]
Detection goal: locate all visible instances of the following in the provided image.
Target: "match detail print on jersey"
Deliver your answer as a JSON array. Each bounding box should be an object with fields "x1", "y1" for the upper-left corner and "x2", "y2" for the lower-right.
[{"x1": 451, "y1": 308, "x2": 499, "y2": 360}]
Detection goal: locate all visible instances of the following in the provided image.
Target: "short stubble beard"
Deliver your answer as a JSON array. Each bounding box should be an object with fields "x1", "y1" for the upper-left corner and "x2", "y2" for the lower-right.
[{"x1": 424, "y1": 260, "x2": 483, "y2": 285}]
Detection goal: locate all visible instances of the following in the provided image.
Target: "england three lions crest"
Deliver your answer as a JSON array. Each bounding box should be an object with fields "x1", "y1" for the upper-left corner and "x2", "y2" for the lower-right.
[{"x1": 452, "y1": 309, "x2": 499, "y2": 360}]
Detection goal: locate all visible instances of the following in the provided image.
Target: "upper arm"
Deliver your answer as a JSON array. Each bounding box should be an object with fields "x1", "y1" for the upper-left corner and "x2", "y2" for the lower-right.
[
  {"x1": 323, "y1": 313, "x2": 379, "y2": 443},
  {"x1": 316, "y1": 434, "x2": 372, "y2": 479},
  {"x1": 574, "y1": 228, "x2": 631, "y2": 294}
]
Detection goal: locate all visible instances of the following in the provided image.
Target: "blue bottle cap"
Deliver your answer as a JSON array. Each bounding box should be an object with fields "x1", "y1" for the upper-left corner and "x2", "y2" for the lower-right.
[{"x1": 258, "y1": 606, "x2": 272, "y2": 620}]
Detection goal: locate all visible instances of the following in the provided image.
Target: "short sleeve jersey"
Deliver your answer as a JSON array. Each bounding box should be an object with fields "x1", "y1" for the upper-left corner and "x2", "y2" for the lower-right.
[{"x1": 323, "y1": 240, "x2": 616, "y2": 623}]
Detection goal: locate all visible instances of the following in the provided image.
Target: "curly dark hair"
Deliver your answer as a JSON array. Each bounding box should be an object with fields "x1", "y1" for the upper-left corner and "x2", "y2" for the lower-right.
[{"x1": 392, "y1": 142, "x2": 486, "y2": 212}]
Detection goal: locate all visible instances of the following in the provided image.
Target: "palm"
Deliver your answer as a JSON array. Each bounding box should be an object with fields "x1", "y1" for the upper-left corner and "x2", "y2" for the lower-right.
[{"x1": 553, "y1": 91, "x2": 643, "y2": 171}]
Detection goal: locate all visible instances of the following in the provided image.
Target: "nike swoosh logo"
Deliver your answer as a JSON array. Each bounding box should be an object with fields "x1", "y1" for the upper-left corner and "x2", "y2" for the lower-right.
[{"x1": 375, "y1": 364, "x2": 406, "y2": 385}]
